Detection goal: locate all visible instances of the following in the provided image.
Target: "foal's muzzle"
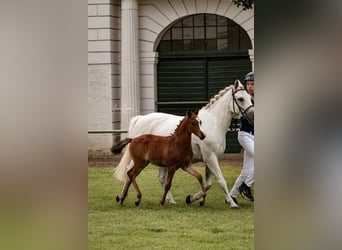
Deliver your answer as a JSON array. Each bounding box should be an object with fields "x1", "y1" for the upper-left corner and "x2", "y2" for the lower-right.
[{"x1": 199, "y1": 132, "x2": 206, "y2": 140}]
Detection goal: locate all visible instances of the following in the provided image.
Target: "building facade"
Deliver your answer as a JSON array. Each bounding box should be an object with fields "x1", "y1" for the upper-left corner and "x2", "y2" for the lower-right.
[{"x1": 88, "y1": 0, "x2": 254, "y2": 154}]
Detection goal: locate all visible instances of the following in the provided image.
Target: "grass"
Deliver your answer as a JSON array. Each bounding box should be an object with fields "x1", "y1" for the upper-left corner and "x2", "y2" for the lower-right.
[{"x1": 88, "y1": 165, "x2": 254, "y2": 250}]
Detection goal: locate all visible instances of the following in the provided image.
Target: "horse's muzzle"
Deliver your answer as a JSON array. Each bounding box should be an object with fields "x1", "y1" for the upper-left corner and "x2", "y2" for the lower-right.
[{"x1": 245, "y1": 108, "x2": 254, "y2": 125}]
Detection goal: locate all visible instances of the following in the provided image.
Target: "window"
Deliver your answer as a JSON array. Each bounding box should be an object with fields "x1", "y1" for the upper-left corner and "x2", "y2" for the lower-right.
[{"x1": 158, "y1": 14, "x2": 252, "y2": 52}]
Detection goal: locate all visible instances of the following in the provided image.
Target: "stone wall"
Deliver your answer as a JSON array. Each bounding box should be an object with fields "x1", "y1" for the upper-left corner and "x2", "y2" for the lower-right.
[{"x1": 88, "y1": 0, "x2": 121, "y2": 154}]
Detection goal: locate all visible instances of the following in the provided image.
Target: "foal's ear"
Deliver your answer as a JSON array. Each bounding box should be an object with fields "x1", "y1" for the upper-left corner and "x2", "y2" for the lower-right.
[
  {"x1": 194, "y1": 110, "x2": 199, "y2": 115},
  {"x1": 186, "y1": 110, "x2": 192, "y2": 117}
]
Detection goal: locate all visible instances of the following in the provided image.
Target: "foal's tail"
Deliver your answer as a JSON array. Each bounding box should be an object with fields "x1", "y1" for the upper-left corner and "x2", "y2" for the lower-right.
[
  {"x1": 111, "y1": 138, "x2": 132, "y2": 182},
  {"x1": 111, "y1": 138, "x2": 132, "y2": 154}
]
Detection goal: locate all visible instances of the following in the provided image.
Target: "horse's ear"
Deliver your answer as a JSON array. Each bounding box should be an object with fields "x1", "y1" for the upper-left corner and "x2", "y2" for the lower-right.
[
  {"x1": 194, "y1": 110, "x2": 199, "y2": 115},
  {"x1": 186, "y1": 110, "x2": 192, "y2": 117},
  {"x1": 234, "y1": 79, "x2": 241, "y2": 89}
]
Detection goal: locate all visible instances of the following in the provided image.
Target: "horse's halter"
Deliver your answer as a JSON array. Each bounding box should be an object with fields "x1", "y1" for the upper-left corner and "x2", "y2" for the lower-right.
[{"x1": 232, "y1": 88, "x2": 254, "y2": 124}]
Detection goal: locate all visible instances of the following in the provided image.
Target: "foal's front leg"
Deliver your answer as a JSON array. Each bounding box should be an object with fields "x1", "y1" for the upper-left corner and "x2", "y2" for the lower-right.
[
  {"x1": 158, "y1": 167, "x2": 177, "y2": 204},
  {"x1": 187, "y1": 165, "x2": 213, "y2": 203},
  {"x1": 190, "y1": 153, "x2": 238, "y2": 208},
  {"x1": 183, "y1": 165, "x2": 206, "y2": 206},
  {"x1": 160, "y1": 167, "x2": 176, "y2": 207}
]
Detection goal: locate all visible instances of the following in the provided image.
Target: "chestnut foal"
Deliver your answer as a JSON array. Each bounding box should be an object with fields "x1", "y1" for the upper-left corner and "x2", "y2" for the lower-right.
[{"x1": 111, "y1": 111, "x2": 206, "y2": 207}]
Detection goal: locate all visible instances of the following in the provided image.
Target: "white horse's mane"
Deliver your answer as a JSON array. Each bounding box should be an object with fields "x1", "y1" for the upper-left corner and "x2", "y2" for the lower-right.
[
  {"x1": 203, "y1": 85, "x2": 233, "y2": 110},
  {"x1": 171, "y1": 85, "x2": 235, "y2": 134}
]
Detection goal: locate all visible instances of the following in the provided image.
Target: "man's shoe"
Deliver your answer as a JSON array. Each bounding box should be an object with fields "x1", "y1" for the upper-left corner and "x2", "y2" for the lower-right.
[{"x1": 238, "y1": 182, "x2": 254, "y2": 202}]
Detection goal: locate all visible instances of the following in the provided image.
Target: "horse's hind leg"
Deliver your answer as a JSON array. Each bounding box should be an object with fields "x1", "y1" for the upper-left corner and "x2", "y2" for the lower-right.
[
  {"x1": 116, "y1": 179, "x2": 132, "y2": 205},
  {"x1": 130, "y1": 170, "x2": 145, "y2": 206},
  {"x1": 183, "y1": 165, "x2": 206, "y2": 206},
  {"x1": 127, "y1": 161, "x2": 147, "y2": 206},
  {"x1": 116, "y1": 163, "x2": 140, "y2": 205},
  {"x1": 131, "y1": 177, "x2": 142, "y2": 206}
]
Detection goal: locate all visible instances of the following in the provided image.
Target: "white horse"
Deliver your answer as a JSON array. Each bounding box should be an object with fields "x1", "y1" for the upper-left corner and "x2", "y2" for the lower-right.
[{"x1": 114, "y1": 80, "x2": 254, "y2": 208}]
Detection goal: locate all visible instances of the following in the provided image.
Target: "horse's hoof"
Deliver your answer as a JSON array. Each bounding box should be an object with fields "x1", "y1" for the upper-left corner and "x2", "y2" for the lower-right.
[
  {"x1": 167, "y1": 198, "x2": 177, "y2": 204},
  {"x1": 135, "y1": 200, "x2": 141, "y2": 207},
  {"x1": 199, "y1": 200, "x2": 205, "y2": 206},
  {"x1": 116, "y1": 195, "x2": 120, "y2": 203},
  {"x1": 225, "y1": 198, "x2": 238, "y2": 208},
  {"x1": 230, "y1": 203, "x2": 239, "y2": 209},
  {"x1": 185, "y1": 195, "x2": 192, "y2": 204}
]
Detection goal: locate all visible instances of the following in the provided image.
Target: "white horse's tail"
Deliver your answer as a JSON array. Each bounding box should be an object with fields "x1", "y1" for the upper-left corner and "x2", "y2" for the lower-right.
[{"x1": 114, "y1": 147, "x2": 132, "y2": 182}]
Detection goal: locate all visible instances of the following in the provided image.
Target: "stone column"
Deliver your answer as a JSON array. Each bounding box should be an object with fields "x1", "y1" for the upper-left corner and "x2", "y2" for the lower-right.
[
  {"x1": 120, "y1": 0, "x2": 140, "y2": 131},
  {"x1": 249, "y1": 49, "x2": 254, "y2": 71}
]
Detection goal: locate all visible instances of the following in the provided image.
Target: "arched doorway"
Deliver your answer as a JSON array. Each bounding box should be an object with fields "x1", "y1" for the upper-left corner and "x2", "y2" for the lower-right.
[{"x1": 156, "y1": 14, "x2": 252, "y2": 152}]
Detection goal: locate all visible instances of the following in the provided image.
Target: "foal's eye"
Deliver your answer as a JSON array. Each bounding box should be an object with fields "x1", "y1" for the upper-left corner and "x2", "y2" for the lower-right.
[{"x1": 237, "y1": 97, "x2": 244, "y2": 102}]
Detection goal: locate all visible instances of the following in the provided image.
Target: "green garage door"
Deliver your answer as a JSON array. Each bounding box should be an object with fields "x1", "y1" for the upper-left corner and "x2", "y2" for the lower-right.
[
  {"x1": 157, "y1": 53, "x2": 251, "y2": 153},
  {"x1": 157, "y1": 53, "x2": 251, "y2": 114}
]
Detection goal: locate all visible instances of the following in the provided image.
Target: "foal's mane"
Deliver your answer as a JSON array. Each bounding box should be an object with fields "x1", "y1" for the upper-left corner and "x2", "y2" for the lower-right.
[
  {"x1": 171, "y1": 116, "x2": 187, "y2": 136},
  {"x1": 203, "y1": 85, "x2": 234, "y2": 110}
]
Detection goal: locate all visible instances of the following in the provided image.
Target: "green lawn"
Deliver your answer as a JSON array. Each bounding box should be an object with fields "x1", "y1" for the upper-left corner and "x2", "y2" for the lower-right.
[{"x1": 88, "y1": 165, "x2": 254, "y2": 250}]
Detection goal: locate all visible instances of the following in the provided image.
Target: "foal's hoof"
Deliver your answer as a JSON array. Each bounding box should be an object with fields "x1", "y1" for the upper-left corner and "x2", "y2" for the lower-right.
[
  {"x1": 199, "y1": 200, "x2": 205, "y2": 206},
  {"x1": 134, "y1": 200, "x2": 141, "y2": 207},
  {"x1": 185, "y1": 195, "x2": 192, "y2": 204},
  {"x1": 116, "y1": 195, "x2": 120, "y2": 203}
]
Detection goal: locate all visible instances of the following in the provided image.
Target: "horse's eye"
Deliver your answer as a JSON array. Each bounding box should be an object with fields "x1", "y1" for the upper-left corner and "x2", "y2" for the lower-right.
[{"x1": 237, "y1": 97, "x2": 244, "y2": 102}]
